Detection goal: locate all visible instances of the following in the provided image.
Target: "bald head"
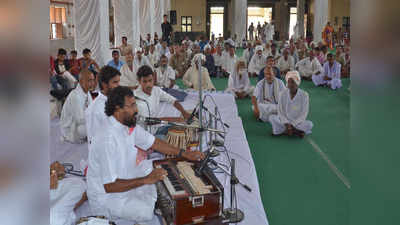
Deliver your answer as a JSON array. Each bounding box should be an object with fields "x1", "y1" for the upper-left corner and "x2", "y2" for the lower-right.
[{"x1": 79, "y1": 70, "x2": 96, "y2": 93}]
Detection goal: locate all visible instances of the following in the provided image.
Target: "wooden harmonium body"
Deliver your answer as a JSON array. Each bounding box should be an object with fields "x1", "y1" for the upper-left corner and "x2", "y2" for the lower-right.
[{"x1": 153, "y1": 158, "x2": 225, "y2": 225}]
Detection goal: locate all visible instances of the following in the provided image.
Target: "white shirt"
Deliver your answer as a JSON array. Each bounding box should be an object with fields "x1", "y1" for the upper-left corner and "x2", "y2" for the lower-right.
[
  {"x1": 134, "y1": 56, "x2": 153, "y2": 70},
  {"x1": 222, "y1": 54, "x2": 237, "y2": 75},
  {"x1": 248, "y1": 54, "x2": 267, "y2": 74},
  {"x1": 85, "y1": 92, "x2": 107, "y2": 145},
  {"x1": 119, "y1": 63, "x2": 138, "y2": 88},
  {"x1": 278, "y1": 88, "x2": 310, "y2": 127},
  {"x1": 295, "y1": 57, "x2": 323, "y2": 77},
  {"x1": 276, "y1": 55, "x2": 295, "y2": 72},
  {"x1": 87, "y1": 116, "x2": 156, "y2": 219},
  {"x1": 227, "y1": 69, "x2": 252, "y2": 92},
  {"x1": 60, "y1": 84, "x2": 89, "y2": 143},
  {"x1": 147, "y1": 51, "x2": 159, "y2": 67},
  {"x1": 134, "y1": 86, "x2": 176, "y2": 118},
  {"x1": 253, "y1": 78, "x2": 286, "y2": 105},
  {"x1": 213, "y1": 53, "x2": 224, "y2": 67},
  {"x1": 156, "y1": 66, "x2": 176, "y2": 88}
]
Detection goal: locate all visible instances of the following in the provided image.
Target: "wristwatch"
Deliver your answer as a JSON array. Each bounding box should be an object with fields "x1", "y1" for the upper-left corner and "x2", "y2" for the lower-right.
[{"x1": 178, "y1": 148, "x2": 185, "y2": 158}]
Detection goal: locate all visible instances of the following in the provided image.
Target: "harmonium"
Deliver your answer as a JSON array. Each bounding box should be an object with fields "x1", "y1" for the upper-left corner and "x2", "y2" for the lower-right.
[{"x1": 153, "y1": 158, "x2": 227, "y2": 225}]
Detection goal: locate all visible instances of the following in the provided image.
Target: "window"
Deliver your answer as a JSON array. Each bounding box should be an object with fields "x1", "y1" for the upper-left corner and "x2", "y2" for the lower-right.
[
  {"x1": 50, "y1": 6, "x2": 67, "y2": 39},
  {"x1": 210, "y1": 7, "x2": 224, "y2": 39},
  {"x1": 181, "y1": 16, "x2": 192, "y2": 32}
]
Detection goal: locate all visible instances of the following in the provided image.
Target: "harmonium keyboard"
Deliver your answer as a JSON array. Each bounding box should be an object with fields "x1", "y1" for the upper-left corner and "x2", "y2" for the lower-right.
[{"x1": 153, "y1": 159, "x2": 226, "y2": 225}]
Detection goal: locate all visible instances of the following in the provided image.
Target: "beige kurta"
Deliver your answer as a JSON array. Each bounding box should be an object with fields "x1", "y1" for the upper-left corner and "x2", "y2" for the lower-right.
[
  {"x1": 183, "y1": 66, "x2": 215, "y2": 91},
  {"x1": 119, "y1": 44, "x2": 133, "y2": 56}
]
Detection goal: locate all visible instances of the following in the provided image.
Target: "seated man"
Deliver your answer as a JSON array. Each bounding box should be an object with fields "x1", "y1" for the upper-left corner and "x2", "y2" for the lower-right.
[
  {"x1": 312, "y1": 53, "x2": 342, "y2": 90},
  {"x1": 158, "y1": 40, "x2": 171, "y2": 58},
  {"x1": 60, "y1": 70, "x2": 96, "y2": 143},
  {"x1": 295, "y1": 50, "x2": 323, "y2": 80},
  {"x1": 276, "y1": 48, "x2": 295, "y2": 77},
  {"x1": 134, "y1": 47, "x2": 153, "y2": 70},
  {"x1": 85, "y1": 66, "x2": 120, "y2": 145},
  {"x1": 87, "y1": 86, "x2": 204, "y2": 222},
  {"x1": 212, "y1": 45, "x2": 224, "y2": 77},
  {"x1": 118, "y1": 36, "x2": 133, "y2": 57},
  {"x1": 146, "y1": 44, "x2": 160, "y2": 68},
  {"x1": 252, "y1": 67, "x2": 285, "y2": 122},
  {"x1": 119, "y1": 51, "x2": 139, "y2": 90},
  {"x1": 226, "y1": 59, "x2": 255, "y2": 99},
  {"x1": 268, "y1": 43, "x2": 281, "y2": 60},
  {"x1": 155, "y1": 55, "x2": 178, "y2": 89},
  {"x1": 69, "y1": 50, "x2": 80, "y2": 81},
  {"x1": 183, "y1": 53, "x2": 216, "y2": 91},
  {"x1": 257, "y1": 56, "x2": 281, "y2": 82},
  {"x1": 53, "y1": 48, "x2": 77, "y2": 90},
  {"x1": 50, "y1": 161, "x2": 87, "y2": 225},
  {"x1": 169, "y1": 46, "x2": 188, "y2": 78},
  {"x1": 221, "y1": 43, "x2": 237, "y2": 77},
  {"x1": 107, "y1": 50, "x2": 125, "y2": 71},
  {"x1": 248, "y1": 45, "x2": 267, "y2": 77},
  {"x1": 203, "y1": 44, "x2": 216, "y2": 77},
  {"x1": 243, "y1": 41, "x2": 255, "y2": 66},
  {"x1": 78, "y1": 48, "x2": 100, "y2": 76},
  {"x1": 269, "y1": 71, "x2": 313, "y2": 138},
  {"x1": 135, "y1": 65, "x2": 190, "y2": 135}
]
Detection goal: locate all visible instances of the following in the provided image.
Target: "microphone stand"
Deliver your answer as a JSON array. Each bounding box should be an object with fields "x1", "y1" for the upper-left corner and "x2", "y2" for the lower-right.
[
  {"x1": 197, "y1": 57, "x2": 205, "y2": 152},
  {"x1": 209, "y1": 159, "x2": 248, "y2": 223}
]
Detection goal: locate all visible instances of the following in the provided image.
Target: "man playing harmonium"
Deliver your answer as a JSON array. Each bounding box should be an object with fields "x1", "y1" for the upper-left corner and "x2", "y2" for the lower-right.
[
  {"x1": 134, "y1": 65, "x2": 191, "y2": 136},
  {"x1": 87, "y1": 86, "x2": 204, "y2": 223}
]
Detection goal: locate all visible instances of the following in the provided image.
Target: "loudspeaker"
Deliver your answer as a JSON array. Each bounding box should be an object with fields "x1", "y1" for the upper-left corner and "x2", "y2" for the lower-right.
[{"x1": 170, "y1": 10, "x2": 177, "y2": 25}]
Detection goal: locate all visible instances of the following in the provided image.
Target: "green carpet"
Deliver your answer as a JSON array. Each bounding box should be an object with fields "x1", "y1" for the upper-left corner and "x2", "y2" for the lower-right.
[{"x1": 176, "y1": 75, "x2": 350, "y2": 225}]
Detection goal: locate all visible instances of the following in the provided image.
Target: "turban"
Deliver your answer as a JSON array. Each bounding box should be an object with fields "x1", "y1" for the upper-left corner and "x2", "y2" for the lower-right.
[
  {"x1": 204, "y1": 44, "x2": 211, "y2": 50},
  {"x1": 135, "y1": 47, "x2": 143, "y2": 53},
  {"x1": 191, "y1": 53, "x2": 206, "y2": 66},
  {"x1": 285, "y1": 70, "x2": 301, "y2": 87},
  {"x1": 255, "y1": 45, "x2": 263, "y2": 52}
]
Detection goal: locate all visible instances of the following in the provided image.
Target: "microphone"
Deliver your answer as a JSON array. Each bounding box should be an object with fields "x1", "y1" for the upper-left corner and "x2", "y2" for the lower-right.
[
  {"x1": 195, "y1": 146, "x2": 215, "y2": 176},
  {"x1": 137, "y1": 115, "x2": 162, "y2": 126}
]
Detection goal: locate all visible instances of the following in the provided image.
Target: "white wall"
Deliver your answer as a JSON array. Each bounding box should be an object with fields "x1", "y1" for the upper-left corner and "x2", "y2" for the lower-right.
[{"x1": 50, "y1": 38, "x2": 75, "y2": 57}]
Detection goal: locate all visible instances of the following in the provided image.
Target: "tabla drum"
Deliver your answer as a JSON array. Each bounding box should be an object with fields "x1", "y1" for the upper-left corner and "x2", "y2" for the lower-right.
[{"x1": 166, "y1": 126, "x2": 189, "y2": 150}]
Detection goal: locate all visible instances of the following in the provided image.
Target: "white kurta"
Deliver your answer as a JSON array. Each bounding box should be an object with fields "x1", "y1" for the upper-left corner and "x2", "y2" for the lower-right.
[
  {"x1": 85, "y1": 92, "x2": 107, "y2": 145},
  {"x1": 213, "y1": 53, "x2": 224, "y2": 67},
  {"x1": 134, "y1": 86, "x2": 177, "y2": 134},
  {"x1": 226, "y1": 70, "x2": 255, "y2": 97},
  {"x1": 248, "y1": 54, "x2": 267, "y2": 74},
  {"x1": 155, "y1": 66, "x2": 176, "y2": 89},
  {"x1": 134, "y1": 56, "x2": 153, "y2": 70},
  {"x1": 276, "y1": 56, "x2": 295, "y2": 73},
  {"x1": 183, "y1": 66, "x2": 216, "y2": 91},
  {"x1": 50, "y1": 177, "x2": 86, "y2": 225},
  {"x1": 312, "y1": 61, "x2": 342, "y2": 89},
  {"x1": 269, "y1": 88, "x2": 313, "y2": 134},
  {"x1": 243, "y1": 49, "x2": 252, "y2": 65},
  {"x1": 87, "y1": 116, "x2": 157, "y2": 222},
  {"x1": 296, "y1": 57, "x2": 323, "y2": 78},
  {"x1": 222, "y1": 55, "x2": 237, "y2": 75},
  {"x1": 119, "y1": 63, "x2": 138, "y2": 88},
  {"x1": 147, "y1": 52, "x2": 160, "y2": 67},
  {"x1": 60, "y1": 84, "x2": 89, "y2": 143},
  {"x1": 253, "y1": 78, "x2": 286, "y2": 122}
]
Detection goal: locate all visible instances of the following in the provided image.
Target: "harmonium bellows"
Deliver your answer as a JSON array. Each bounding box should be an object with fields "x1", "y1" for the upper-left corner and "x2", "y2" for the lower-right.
[{"x1": 153, "y1": 159, "x2": 225, "y2": 225}]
